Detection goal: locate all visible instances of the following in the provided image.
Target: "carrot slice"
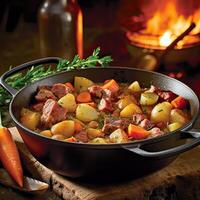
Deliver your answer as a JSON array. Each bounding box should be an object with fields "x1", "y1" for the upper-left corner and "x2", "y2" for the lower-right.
[
  {"x1": 74, "y1": 121, "x2": 83, "y2": 132},
  {"x1": 0, "y1": 127, "x2": 23, "y2": 187},
  {"x1": 128, "y1": 124, "x2": 149, "y2": 140},
  {"x1": 65, "y1": 82, "x2": 75, "y2": 91},
  {"x1": 76, "y1": 91, "x2": 92, "y2": 103},
  {"x1": 171, "y1": 96, "x2": 187, "y2": 109},
  {"x1": 102, "y1": 79, "x2": 119, "y2": 92}
]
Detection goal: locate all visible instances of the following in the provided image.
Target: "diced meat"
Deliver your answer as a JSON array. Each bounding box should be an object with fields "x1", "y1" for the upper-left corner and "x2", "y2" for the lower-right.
[
  {"x1": 139, "y1": 119, "x2": 154, "y2": 130},
  {"x1": 51, "y1": 83, "x2": 72, "y2": 99},
  {"x1": 102, "y1": 89, "x2": 116, "y2": 102},
  {"x1": 132, "y1": 113, "x2": 146, "y2": 125},
  {"x1": 41, "y1": 99, "x2": 67, "y2": 128},
  {"x1": 32, "y1": 102, "x2": 44, "y2": 112},
  {"x1": 156, "y1": 122, "x2": 166, "y2": 129},
  {"x1": 98, "y1": 98, "x2": 114, "y2": 112},
  {"x1": 88, "y1": 85, "x2": 103, "y2": 98},
  {"x1": 102, "y1": 118, "x2": 131, "y2": 134},
  {"x1": 148, "y1": 85, "x2": 159, "y2": 93},
  {"x1": 35, "y1": 89, "x2": 56, "y2": 102},
  {"x1": 74, "y1": 130, "x2": 88, "y2": 143},
  {"x1": 157, "y1": 91, "x2": 177, "y2": 102},
  {"x1": 148, "y1": 127, "x2": 164, "y2": 138}
]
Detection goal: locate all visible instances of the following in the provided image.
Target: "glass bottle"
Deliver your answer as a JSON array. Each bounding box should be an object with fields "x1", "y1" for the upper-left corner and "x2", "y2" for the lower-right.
[{"x1": 38, "y1": 0, "x2": 83, "y2": 59}]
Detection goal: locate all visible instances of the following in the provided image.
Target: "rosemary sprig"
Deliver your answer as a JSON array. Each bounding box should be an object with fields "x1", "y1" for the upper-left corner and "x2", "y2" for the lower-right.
[{"x1": 0, "y1": 48, "x2": 112, "y2": 115}]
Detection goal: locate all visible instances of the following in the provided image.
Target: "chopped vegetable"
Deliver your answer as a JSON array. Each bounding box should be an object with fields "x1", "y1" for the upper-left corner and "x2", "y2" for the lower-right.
[
  {"x1": 102, "y1": 79, "x2": 119, "y2": 92},
  {"x1": 120, "y1": 103, "x2": 142, "y2": 118},
  {"x1": 58, "y1": 93, "x2": 77, "y2": 112},
  {"x1": 76, "y1": 91, "x2": 92, "y2": 103},
  {"x1": 168, "y1": 122, "x2": 183, "y2": 132},
  {"x1": 151, "y1": 102, "x2": 172, "y2": 123},
  {"x1": 128, "y1": 124, "x2": 150, "y2": 140},
  {"x1": 109, "y1": 129, "x2": 128, "y2": 143},
  {"x1": 117, "y1": 95, "x2": 136, "y2": 109},
  {"x1": 0, "y1": 115, "x2": 23, "y2": 187},
  {"x1": 128, "y1": 81, "x2": 141, "y2": 92},
  {"x1": 74, "y1": 76, "x2": 94, "y2": 92},
  {"x1": 171, "y1": 96, "x2": 187, "y2": 109},
  {"x1": 140, "y1": 92, "x2": 159, "y2": 106},
  {"x1": 74, "y1": 121, "x2": 83, "y2": 133},
  {"x1": 20, "y1": 108, "x2": 41, "y2": 130},
  {"x1": 40, "y1": 130, "x2": 52, "y2": 137},
  {"x1": 87, "y1": 128, "x2": 104, "y2": 140},
  {"x1": 76, "y1": 104, "x2": 99, "y2": 122},
  {"x1": 90, "y1": 138, "x2": 107, "y2": 144},
  {"x1": 51, "y1": 120, "x2": 75, "y2": 137},
  {"x1": 170, "y1": 109, "x2": 187, "y2": 124}
]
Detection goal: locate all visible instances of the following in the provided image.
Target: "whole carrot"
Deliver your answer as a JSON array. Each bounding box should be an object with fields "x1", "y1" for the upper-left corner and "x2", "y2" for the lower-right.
[{"x1": 0, "y1": 114, "x2": 23, "y2": 187}]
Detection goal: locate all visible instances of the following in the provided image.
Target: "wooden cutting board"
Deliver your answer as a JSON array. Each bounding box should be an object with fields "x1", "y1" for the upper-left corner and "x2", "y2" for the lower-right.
[{"x1": 9, "y1": 126, "x2": 200, "y2": 200}]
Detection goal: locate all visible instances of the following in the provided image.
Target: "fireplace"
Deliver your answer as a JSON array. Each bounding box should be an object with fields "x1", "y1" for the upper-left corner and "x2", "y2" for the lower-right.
[
  {"x1": 125, "y1": 0, "x2": 200, "y2": 50},
  {"x1": 115, "y1": 0, "x2": 200, "y2": 73},
  {"x1": 80, "y1": 0, "x2": 200, "y2": 95}
]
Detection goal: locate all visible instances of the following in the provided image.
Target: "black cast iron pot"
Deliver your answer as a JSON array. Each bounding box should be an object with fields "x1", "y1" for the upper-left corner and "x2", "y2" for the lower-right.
[{"x1": 1, "y1": 57, "x2": 200, "y2": 182}]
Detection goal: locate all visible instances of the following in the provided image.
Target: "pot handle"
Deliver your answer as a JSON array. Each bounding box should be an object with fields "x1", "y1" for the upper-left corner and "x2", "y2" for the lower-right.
[
  {"x1": 0, "y1": 57, "x2": 61, "y2": 96},
  {"x1": 124, "y1": 130, "x2": 200, "y2": 158}
]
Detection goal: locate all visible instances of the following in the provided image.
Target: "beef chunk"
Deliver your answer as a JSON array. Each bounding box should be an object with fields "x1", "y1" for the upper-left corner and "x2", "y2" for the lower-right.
[
  {"x1": 98, "y1": 98, "x2": 114, "y2": 112},
  {"x1": 41, "y1": 99, "x2": 67, "y2": 128},
  {"x1": 102, "y1": 89, "x2": 117, "y2": 102},
  {"x1": 88, "y1": 85, "x2": 103, "y2": 98},
  {"x1": 51, "y1": 83, "x2": 71, "y2": 99},
  {"x1": 102, "y1": 118, "x2": 131, "y2": 134},
  {"x1": 35, "y1": 89, "x2": 56, "y2": 102},
  {"x1": 148, "y1": 127, "x2": 164, "y2": 138},
  {"x1": 132, "y1": 113, "x2": 146, "y2": 125},
  {"x1": 32, "y1": 102, "x2": 44, "y2": 112},
  {"x1": 149, "y1": 85, "x2": 177, "y2": 102},
  {"x1": 139, "y1": 119, "x2": 154, "y2": 130},
  {"x1": 157, "y1": 91, "x2": 177, "y2": 102},
  {"x1": 74, "y1": 130, "x2": 88, "y2": 143}
]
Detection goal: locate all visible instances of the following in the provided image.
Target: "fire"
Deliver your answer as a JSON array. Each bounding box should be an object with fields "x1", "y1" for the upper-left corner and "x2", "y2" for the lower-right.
[{"x1": 127, "y1": 0, "x2": 200, "y2": 49}]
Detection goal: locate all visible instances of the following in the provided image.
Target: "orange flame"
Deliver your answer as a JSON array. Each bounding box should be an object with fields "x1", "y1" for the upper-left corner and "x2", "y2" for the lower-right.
[{"x1": 127, "y1": 0, "x2": 200, "y2": 49}]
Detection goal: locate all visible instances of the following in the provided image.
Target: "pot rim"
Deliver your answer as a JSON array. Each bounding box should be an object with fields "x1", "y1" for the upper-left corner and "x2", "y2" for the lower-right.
[{"x1": 9, "y1": 66, "x2": 200, "y2": 149}]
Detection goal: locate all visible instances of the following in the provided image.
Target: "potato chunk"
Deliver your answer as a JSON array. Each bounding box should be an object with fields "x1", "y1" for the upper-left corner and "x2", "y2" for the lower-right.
[
  {"x1": 51, "y1": 120, "x2": 75, "y2": 137},
  {"x1": 20, "y1": 108, "x2": 41, "y2": 130},
  {"x1": 168, "y1": 122, "x2": 183, "y2": 132},
  {"x1": 74, "y1": 76, "x2": 94, "y2": 92},
  {"x1": 117, "y1": 95, "x2": 137, "y2": 109},
  {"x1": 87, "y1": 128, "x2": 104, "y2": 139},
  {"x1": 170, "y1": 109, "x2": 187, "y2": 124},
  {"x1": 140, "y1": 92, "x2": 159, "y2": 106},
  {"x1": 120, "y1": 103, "x2": 142, "y2": 118},
  {"x1": 58, "y1": 93, "x2": 77, "y2": 112},
  {"x1": 90, "y1": 138, "x2": 107, "y2": 144},
  {"x1": 150, "y1": 102, "x2": 172, "y2": 123},
  {"x1": 128, "y1": 81, "x2": 141, "y2": 92},
  {"x1": 40, "y1": 130, "x2": 52, "y2": 137},
  {"x1": 109, "y1": 129, "x2": 128, "y2": 143},
  {"x1": 76, "y1": 104, "x2": 99, "y2": 122}
]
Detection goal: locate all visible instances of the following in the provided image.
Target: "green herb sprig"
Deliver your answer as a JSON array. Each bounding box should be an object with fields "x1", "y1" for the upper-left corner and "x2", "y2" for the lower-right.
[{"x1": 0, "y1": 47, "x2": 113, "y2": 114}]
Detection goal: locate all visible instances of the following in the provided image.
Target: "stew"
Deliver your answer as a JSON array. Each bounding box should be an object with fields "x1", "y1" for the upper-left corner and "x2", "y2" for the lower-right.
[{"x1": 20, "y1": 77, "x2": 191, "y2": 144}]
